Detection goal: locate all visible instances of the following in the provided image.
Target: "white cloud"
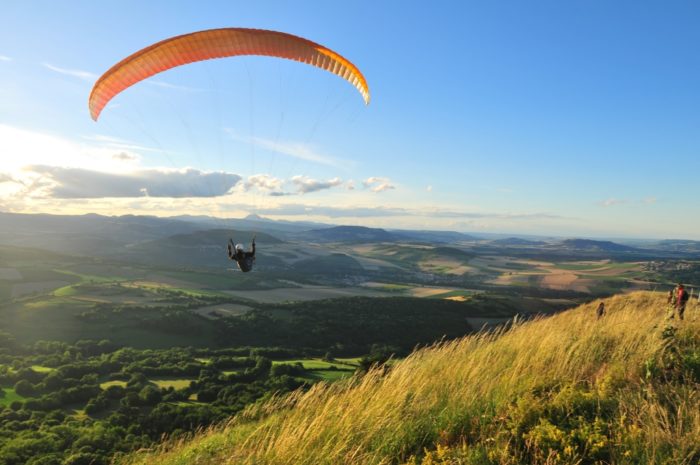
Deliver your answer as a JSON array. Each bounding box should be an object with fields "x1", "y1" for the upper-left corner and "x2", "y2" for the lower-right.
[
  {"x1": 363, "y1": 177, "x2": 396, "y2": 193},
  {"x1": 600, "y1": 198, "x2": 626, "y2": 207},
  {"x1": 226, "y1": 130, "x2": 351, "y2": 169},
  {"x1": 23, "y1": 165, "x2": 241, "y2": 199},
  {"x1": 426, "y1": 185, "x2": 433, "y2": 192},
  {"x1": 242, "y1": 174, "x2": 284, "y2": 193},
  {"x1": 0, "y1": 173, "x2": 15, "y2": 183},
  {"x1": 43, "y1": 63, "x2": 97, "y2": 81},
  {"x1": 0, "y1": 55, "x2": 11, "y2": 62},
  {"x1": 112, "y1": 152, "x2": 139, "y2": 162},
  {"x1": 643, "y1": 197, "x2": 657, "y2": 205},
  {"x1": 291, "y1": 176, "x2": 343, "y2": 194}
]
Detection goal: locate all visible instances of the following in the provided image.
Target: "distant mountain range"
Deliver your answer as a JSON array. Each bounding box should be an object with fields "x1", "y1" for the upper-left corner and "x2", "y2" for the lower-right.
[
  {"x1": 294, "y1": 225, "x2": 478, "y2": 244},
  {"x1": 1, "y1": 212, "x2": 699, "y2": 261},
  {"x1": 648, "y1": 239, "x2": 700, "y2": 253},
  {"x1": 0, "y1": 212, "x2": 203, "y2": 256},
  {"x1": 490, "y1": 237, "x2": 547, "y2": 246},
  {"x1": 558, "y1": 238, "x2": 641, "y2": 254},
  {"x1": 173, "y1": 213, "x2": 328, "y2": 235},
  {"x1": 300, "y1": 226, "x2": 401, "y2": 243}
]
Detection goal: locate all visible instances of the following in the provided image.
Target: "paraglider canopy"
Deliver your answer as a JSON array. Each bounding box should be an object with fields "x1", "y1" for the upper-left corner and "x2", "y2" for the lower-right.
[{"x1": 89, "y1": 27, "x2": 370, "y2": 121}]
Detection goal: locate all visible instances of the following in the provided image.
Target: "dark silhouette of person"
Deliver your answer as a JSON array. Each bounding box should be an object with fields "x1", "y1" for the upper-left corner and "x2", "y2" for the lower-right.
[
  {"x1": 596, "y1": 302, "x2": 605, "y2": 319},
  {"x1": 676, "y1": 284, "x2": 689, "y2": 320},
  {"x1": 227, "y1": 238, "x2": 255, "y2": 272}
]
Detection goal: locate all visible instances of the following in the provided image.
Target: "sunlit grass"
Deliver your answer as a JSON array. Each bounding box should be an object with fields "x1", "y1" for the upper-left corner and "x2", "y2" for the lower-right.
[
  {"x1": 99, "y1": 380, "x2": 127, "y2": 390},
  {"x1": 151, "y1": 378, "x2": 194, "y2": 390},
  {"x1": 30, "y1": 365, "x2": 54, "y2": 373},
  {"x1": 121, "y1": 292, "x2": 700, "y2": 465},
  {"x1": 271, "y1": 359, "x2": 349, "y2": 370}
]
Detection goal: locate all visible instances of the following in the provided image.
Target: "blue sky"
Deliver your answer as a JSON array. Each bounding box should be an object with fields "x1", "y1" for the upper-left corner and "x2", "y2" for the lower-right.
[{"x1": 1, "y1": 1, "x2": 699, "y2": 239}]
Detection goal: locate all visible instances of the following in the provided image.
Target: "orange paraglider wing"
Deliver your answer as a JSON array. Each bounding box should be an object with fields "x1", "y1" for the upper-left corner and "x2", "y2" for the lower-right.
[{"x1": 89, "y1": 28, "x2": 370, "y2": 120}]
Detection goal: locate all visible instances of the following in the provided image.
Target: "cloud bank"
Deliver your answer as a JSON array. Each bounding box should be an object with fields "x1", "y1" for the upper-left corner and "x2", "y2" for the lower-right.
[
  {"x1": 292, "y1": 176, "x2": 343, "y2": 194},
  {"x1": 0, "y1": 173, "x2": 19, "y2": 184},
  {"x1": 25, "y1": 166, "x2": 241, "y2": 198}
]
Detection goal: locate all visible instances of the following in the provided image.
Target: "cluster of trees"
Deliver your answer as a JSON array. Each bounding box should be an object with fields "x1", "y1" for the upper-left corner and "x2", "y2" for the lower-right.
[
  {"x1": 218, "y1": 297, "x2": 477, "y2": 352},
  {"x1": 0, "y1": 294, "x2": 504, "y2": 463},
  {"x1": 654, "y1": 261, "x2": 700, "y2": 287},
  {"x1": 0, "y1": 340, "x2": 322, "y2": 465}
]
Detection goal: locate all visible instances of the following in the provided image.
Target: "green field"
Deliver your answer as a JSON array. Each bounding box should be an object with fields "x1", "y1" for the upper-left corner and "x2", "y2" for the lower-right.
[
  {"x1": 30, "y1": 365, "x2": 54, "y2": 373},
  {"x1": 426, "y1": 289, "x2": 476, "y2": 300},
  {"x1": 272, "y1": 359, "x2": 355, "y2": 371},
  {"x1": 99, "y1": 380, "x2": 128, "y2": 390},
  {"x1": 0, "y1": 388, "x2": 26, "y2": 406},
  {"x1": 556, "y1": 261, "x2": 641, "y2": 271},
  {"x1": 151, "y1": 378, "x2": 194, "y2": 390},
  {"x1": 333, "y1": 357, "x2": 362, "y2": 366},
  {"x1": 305, "y1": 370, "x2": 355, "y2": 381}
]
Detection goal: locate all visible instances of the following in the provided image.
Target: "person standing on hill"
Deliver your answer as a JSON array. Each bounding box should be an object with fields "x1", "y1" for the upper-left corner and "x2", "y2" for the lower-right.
[
  {"x1": 676, "y1": 284, "x2": 689, "y2": 320},
  {"x1": 595, "y1": 302, "x2": 605, "y2": 319}
]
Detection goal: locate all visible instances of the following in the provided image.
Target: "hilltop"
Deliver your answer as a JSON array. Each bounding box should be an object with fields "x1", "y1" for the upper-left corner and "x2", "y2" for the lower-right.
[
  {"x1": 300, "y1": 225, "x2": 401, "y2": 243},
  {"x1": 559, "y1": 238, "x2": 640, "y2": 254},
  {"x1": 122, "y1": 292, "x2": 700, "y2": 465}
]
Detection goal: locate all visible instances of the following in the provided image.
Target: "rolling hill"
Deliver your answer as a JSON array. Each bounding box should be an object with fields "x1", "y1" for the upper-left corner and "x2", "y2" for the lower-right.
[
  {"x1": 301, "y1": 225, "x2": 401, "y2": 243},
  {"x1": 119, "y1": 229, "x2": 286, "y2": 269},
  {"x1": 490, "y1": 237, "x2": 547, "y2": 246},
  {"x1": 559, "y1": 238, "x2": 641, "y2": 253},
  {"x1": 121, "y1": 292, "x2": 700, "y2": 465}
]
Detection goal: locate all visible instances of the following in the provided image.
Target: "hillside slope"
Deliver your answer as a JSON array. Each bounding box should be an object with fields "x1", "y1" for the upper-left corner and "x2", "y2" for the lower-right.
[{"x1": 122, "y1": 292, "x2": 700, "y2": 465}]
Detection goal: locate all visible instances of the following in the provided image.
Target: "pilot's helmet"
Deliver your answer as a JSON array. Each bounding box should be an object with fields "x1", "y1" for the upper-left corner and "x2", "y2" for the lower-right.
[{"x1": 235, "y1": 244, "x2": 244, "y2": 252}]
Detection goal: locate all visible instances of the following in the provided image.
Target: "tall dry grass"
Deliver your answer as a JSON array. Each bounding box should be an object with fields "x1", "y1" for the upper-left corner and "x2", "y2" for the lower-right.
[{"x1": 120, "y1": 292, "x2": 699, "y2": 465}]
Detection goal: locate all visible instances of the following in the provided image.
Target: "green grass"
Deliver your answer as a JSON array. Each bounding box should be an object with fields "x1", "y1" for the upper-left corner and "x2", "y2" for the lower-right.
[
  {"x1": 0, "y1": 388, "x2": 26, "y2": 406},
  {"x1": 126, "y1": 280, "x2": 230, "y2": 298},
  {"x1": 426, "y1": 289, "x2": 475, "y2": 300},
  {"x1": 100, "y1": 380, "x2": 127, "y2": 390},
  {"x1": 53, "y1": 285, "x2": 79, "y2": 297},
  {"x1": 272, "y1": 359, "x2": 350, "y2": 370},
  {"x1": 150, "y1": 378, "x2": 194, "y2": 390},
  {"x1": 308, "y1": 370, "x2": 355, "y2": 381},
  {"x1": 5, "y1": 295, "x2": 218, "y2": 348},
  {"x1": 53, "y1": 268, "x2": 125, "y2": 283},
  {"x1": 366, "y1": 283, "x2": 412, "y2": 292},
  {"x1": 167, "y1": 287, "x2": 230, "y2": 298},
  {"x1": 556, "y1": 261, "x2": 641, "y2": 272},
  {"x1": 161, "y1": 270, "x2": 274, "y2": 291},
  {"x1": 30, "y1": 365, "x2": 55, "y2": 373},
  {"x1": 333, "y1": 357, "x2": 362, "y2": 367}
]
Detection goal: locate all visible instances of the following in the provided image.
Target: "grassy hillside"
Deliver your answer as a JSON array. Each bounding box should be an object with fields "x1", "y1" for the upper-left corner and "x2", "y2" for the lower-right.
[{"x1": 121, "y1": 292, "x2": 700, "y2": 465}]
